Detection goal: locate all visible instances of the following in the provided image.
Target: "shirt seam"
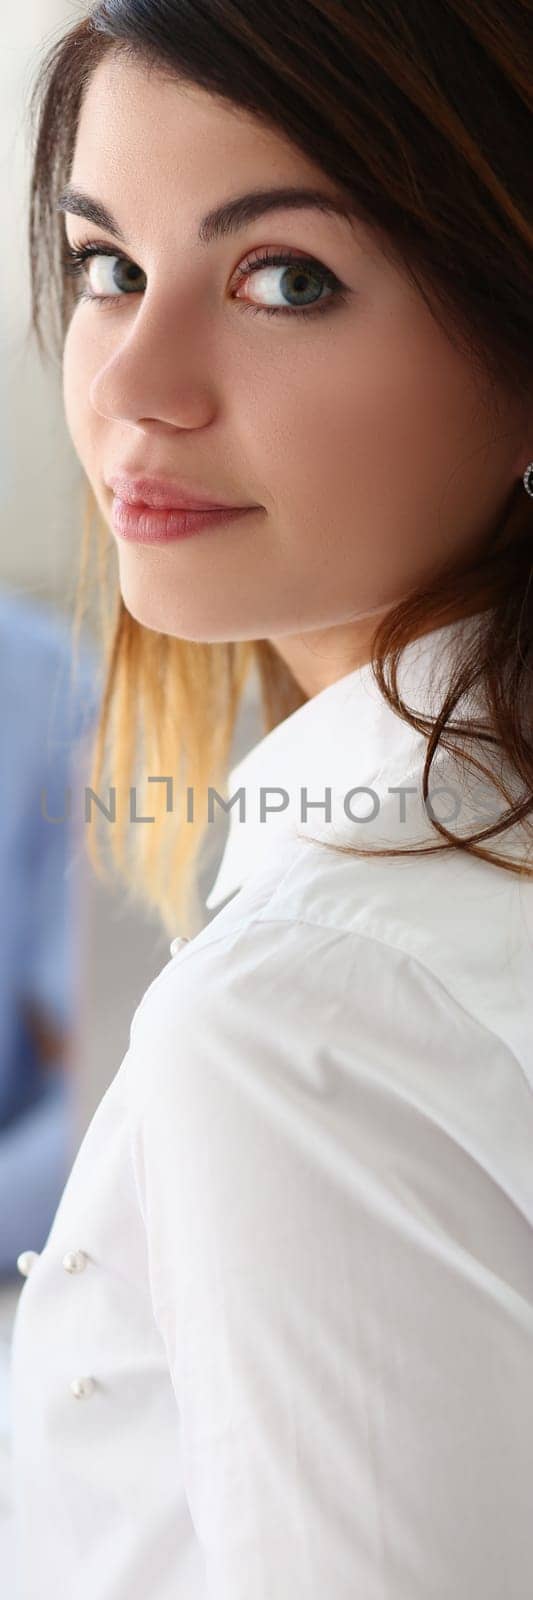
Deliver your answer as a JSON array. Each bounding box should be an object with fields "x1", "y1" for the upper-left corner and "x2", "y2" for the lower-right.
[
  {"x1": 255, "y1": 910, "x2": 530, "y2": 1086},
  {"x1": 134, "y1": 905, "x2": 530, "y2": 1102}
]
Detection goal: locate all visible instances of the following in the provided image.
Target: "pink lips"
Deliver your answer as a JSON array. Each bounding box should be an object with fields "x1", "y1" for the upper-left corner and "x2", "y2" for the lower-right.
[
  {"x1": 106, "y1": 472, "x2": 251, "y2": 513},
  {"x1": 110, "y1": 497, "x2": 255, "y2": 544}
]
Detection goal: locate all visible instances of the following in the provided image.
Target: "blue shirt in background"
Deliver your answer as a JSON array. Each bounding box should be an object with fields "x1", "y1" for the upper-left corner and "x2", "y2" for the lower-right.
[{"x1": 0, "y1": 588, "x2": 101, "y2": 1276}]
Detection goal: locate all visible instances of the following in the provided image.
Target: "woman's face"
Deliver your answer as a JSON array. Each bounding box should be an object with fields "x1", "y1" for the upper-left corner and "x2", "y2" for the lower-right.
[{"x1": 62, "y1": 51, "x2": 529, "y2": 689}]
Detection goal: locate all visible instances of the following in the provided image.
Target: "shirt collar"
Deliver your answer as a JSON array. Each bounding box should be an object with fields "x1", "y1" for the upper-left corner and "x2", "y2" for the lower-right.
[{"x1": 206, "y1": 610, "x2": 490, "y2": 911}]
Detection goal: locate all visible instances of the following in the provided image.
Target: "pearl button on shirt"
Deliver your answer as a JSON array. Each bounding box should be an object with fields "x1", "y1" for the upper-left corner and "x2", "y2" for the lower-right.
[
  {"x1": 62, "y1": 1249, "x2": 88, "y2": 1273},
  {"x1": 15, "y1": 1251, "x2": 40, "y2": 1279},
  {"x1": 70, "y1": 1375, "x2": 96, "y2": 1400},
  {"x1": 9, "y1": 612, "x2": 533, "y2": 1598}
]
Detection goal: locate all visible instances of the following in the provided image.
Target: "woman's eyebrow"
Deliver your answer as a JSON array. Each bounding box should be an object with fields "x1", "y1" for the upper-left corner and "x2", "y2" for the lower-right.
[{"x1": 56, "y1": 184, "x2": 357, "y2": 244}]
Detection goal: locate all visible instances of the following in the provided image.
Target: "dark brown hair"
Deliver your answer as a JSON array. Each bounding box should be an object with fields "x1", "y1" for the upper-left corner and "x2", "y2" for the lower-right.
[{"x1": 26, "y1": 1, "x2": 533, "y2": 931}]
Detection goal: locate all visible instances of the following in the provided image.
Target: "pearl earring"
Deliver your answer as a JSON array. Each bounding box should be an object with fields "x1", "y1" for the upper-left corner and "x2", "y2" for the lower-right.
[{"x1": 523, "y1": 463, "x2": 533, "y2": 497}]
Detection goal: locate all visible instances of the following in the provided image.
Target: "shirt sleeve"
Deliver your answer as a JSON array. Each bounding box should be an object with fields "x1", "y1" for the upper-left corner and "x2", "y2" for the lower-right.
[{"x1": 127, "y1": 914, "x2": 533, "y2": 1600}]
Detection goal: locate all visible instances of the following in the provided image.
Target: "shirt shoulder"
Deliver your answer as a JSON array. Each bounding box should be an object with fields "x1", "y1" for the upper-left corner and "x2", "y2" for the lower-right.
[
  {"x1": 126, "y1": 827, "x2": 533, "y2": 1117},
  {"x1": 119, "y1": 839, "x2": 531, "y2": 1236},
  {"x1": 120, "y1": 851, "x2": 533, "y2": 1290}
]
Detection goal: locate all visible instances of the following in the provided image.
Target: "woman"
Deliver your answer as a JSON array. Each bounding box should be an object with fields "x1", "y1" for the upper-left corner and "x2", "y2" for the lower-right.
[{"x1": 10, "y1": 2, "x2": 533, "y2": 1596}]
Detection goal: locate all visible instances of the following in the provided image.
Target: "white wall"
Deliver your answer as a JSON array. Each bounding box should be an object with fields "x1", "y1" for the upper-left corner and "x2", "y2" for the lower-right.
[{"x1": 1, "y1": 1, "x2": 91, "y2": 606}]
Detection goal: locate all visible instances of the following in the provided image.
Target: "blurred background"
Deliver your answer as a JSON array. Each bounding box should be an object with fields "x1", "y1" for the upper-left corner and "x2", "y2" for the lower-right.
[{"x1": 0, "y1": 3, "x2": 261, "y2": 1573}]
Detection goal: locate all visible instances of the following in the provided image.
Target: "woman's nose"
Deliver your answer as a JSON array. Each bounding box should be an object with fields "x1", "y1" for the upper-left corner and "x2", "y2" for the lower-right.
[{"x1": 89, "y1": 296, "x2": 218, "y2": 429}]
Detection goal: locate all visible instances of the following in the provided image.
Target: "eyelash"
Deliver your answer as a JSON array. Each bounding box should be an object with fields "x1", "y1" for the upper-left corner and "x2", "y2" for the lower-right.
[{"x1": 63, "y1": 237, "x2": 347, "y2": 321}]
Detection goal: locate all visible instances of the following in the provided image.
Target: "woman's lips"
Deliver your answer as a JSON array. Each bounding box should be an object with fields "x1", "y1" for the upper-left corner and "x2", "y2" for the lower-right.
[{"x1": 111, "y1": 495, "x2": 255, "y2": 543}]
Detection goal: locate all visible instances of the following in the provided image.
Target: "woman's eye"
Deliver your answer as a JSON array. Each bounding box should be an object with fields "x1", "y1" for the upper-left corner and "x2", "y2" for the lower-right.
[
  {"x1": 231, "y1": 249, "x2": 343, "y2": 318},
  {"x1": 65, "y1": 245, "x2": 145, "y2": 300},
  {"x1": 64, "y1": 240, "x2": 346, "y2": 320}
]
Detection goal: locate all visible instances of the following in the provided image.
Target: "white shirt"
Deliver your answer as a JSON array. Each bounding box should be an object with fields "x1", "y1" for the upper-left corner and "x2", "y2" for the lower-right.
[{"x1": 9, "y1": 611, "x2": 533, "y2": 1599}]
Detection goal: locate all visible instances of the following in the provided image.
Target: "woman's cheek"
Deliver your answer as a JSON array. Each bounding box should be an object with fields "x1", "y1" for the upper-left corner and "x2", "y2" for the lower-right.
[
  {"x1": 62, "y1": 315, "x2": 101, "y2": 479},
  {"x1": 63, "y1": 321, "x2": 85, "y2": 456}
]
